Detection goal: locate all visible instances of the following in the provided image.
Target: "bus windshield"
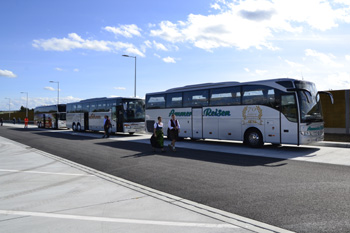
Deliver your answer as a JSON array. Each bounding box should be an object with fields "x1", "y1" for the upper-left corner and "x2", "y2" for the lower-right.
[
  {"x1": 122, "y1": 99, "x2": 145, "y2": 122},
  {"x1": 295, "y1": 81, "x2": 323, "y2": 123}
]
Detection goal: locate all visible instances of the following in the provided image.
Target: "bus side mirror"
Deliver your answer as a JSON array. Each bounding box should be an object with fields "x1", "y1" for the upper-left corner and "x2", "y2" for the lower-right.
[{"x1": 318, "y1": 91, "x2": 334, "y2": 104}]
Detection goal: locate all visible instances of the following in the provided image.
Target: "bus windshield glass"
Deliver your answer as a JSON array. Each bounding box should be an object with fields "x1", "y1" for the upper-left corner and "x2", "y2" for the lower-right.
[
  {"x1": 122, "y1": 99, "x2": 145, "y2": 122},
  {"x1": 295, "y1": 81, "x2": 323, "y2": 123}
]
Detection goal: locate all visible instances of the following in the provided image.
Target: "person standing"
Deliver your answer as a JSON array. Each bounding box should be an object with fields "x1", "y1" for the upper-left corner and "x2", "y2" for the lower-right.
[
  {"x1": 0, "y1": 118, "x2": 3, "y2": 126},
  {"x1": 153, "y1": 116, "x2": 165, "y2": 152},
  {"x1": 103, "y1": 115, "x2": 111, "y2": 138},
  {"x1": 24, "y1": 117, "x2": 29, "y2": 128},
  {"x1": 168, "y1": 114, "x2": 180, "y2": 151},
  {"x1": 13, "y1": 117, "x2": 16, "y2": 124}
]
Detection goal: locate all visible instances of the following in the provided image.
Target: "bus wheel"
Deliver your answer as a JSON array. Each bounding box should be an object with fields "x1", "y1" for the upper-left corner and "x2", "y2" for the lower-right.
[
  {"x1": 72, "y1": 123, "x2": 76, "y2": 131},
  {"x1": 77, "y1": 124, "x2": 81, "y2": 132},
  {"x1": 245, "y1": 128, "x2": 263, "y2": 148}
]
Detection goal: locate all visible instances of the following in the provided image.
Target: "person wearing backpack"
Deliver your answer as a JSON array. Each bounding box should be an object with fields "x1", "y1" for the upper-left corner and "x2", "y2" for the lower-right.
[{"x1": 103, "y1": 115, "x2": 112, "y2": 138}]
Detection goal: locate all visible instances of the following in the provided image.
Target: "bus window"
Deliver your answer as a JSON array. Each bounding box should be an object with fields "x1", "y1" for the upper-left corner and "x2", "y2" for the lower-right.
[
  {"x1": 66, "y1": 104, "x2": 72, "y2": 113},
  {"x1": 106, "y1": 100, "x2": 115, "y2": 111},
  {"x1": 123, "y1": 99, "x2": 145, "y2": 122},
  {"x1": 77, "y1": 104, "x2": 83, "y2": 113},
  {"x1": 166, "y1": 92, "x2": 182, "y2": 108},
  {"x1": 281, "y1": 95, "x2": 297, "y2": 122},
  {"x1": 97, "y1": 101, "x2": 106, "y2": 112},
  {"x1": 146, "y1": 95, "x2": 165, "y2": 109},
  {"x1": 72, "y1": 104, "x2": 77, "y2": 113},
  {"x1": 210, "y1": 87, "x2": 241, "y2": 106},
  {"x1": 242, "y1": 85, "x2": 276, "y2": 106},
  {"x1": 90, "y1": 102, "x2": 97, "y2": 112},
  {"x1": 183, "y1": 90, "x2": 209, "y2": 107},
  {"x1": 83, "y1": 103, "x2": 90, "y2": 112}
]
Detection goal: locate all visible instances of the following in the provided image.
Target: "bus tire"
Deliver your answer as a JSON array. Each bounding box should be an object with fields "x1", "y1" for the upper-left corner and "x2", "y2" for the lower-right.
[
  {"x1": 72, "y1": 123, "x2": 76, "y2": 131},
  {"x1": 77, "y1": 123, "x2": 81, "y2": 132},
  {"x1": 244, "y1": 128, "x2": 264, "y2": 148}
]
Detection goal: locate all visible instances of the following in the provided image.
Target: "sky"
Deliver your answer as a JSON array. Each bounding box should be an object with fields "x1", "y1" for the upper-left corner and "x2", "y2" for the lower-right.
[{"x1": 1, "y1": 0, "x2": 350, "y2": 111}]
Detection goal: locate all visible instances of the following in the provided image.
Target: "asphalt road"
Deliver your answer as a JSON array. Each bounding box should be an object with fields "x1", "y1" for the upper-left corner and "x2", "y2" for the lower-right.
[{"x1": 1, "y1": 126, "x2": 350, "y2": 233}]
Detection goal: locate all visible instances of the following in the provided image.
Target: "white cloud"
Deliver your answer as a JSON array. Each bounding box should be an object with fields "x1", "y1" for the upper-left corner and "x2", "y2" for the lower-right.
[
  {"x1": 154, "y1": 53, "x2": 161, "y2": 58},
  {"x1": 55, "y1": 67, "x2": 63, "y2": 71},
  {"x1": 144, "y1": 40, "x2": 152, "y2": 48},
  {"x1": 285, "y1": 59, "x2": 304, "y2": 68},
  {"x1": 104, "y1": 24, "x2": 142, "y2": 38},
  {"x1": 211, "y1": 3, "x2": 221, "y2": 10},
  {"x1": 150, "y1": 0, "x2": 350, "y2": 51},
  {"x1": 244, "y1": 68, "x2": 250, "y2": 72},
  {"x1": 163, "y1": 56, "x2": 176, "y2": 63},
  {"x1": 44, "y1": 87, "x2": 55, "y2": 91},
  {"x1": 73, "y1": 68, "x2": 79, "y2": 72},
  {"x1": 346, "y1": 55, "x2": 350, "y2": 61},
  {"x1": 153, "y1": 40, "x2": 168, "y2": 51},
  {"x1": 33, "y1": 33, "x2": 144, "y2": 57},
  {"x1": 255, "y1": 69, "x2": 268, "y2": 75},
  {"x1": 114, "y1": 87, "x2": 126, "y2": 90},
  {"x1": 305, "y1": 49, "x2": 343, "y2": 67},
  {"x1": 0, "y1": 69, "x2": 17, "y2": 78}
]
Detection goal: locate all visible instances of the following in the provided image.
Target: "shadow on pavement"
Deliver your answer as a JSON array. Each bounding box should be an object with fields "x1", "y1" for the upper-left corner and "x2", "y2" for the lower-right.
[{"x1": 95, "y1": 140, "x2": 292, "y2": 168}]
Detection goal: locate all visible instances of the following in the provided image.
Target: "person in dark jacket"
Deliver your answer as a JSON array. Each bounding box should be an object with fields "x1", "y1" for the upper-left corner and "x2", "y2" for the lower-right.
[
  {"x1": 168, "y1": 114, "x2": 180, "y2": 151},
  {"x1": 103, "y1": 115, "x2": 112, "y2": 138}
]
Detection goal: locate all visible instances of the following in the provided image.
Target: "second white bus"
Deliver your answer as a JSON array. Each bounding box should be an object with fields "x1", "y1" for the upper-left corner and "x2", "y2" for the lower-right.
[
  {"x1": 66, "y1": 97, "x2": 145, "y2": 134},
  {"x1": 145, "y1": 78, "x2": 333, "y2": 147}
]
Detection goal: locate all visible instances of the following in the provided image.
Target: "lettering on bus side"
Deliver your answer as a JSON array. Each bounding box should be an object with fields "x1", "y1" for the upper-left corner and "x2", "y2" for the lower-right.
[
  {"x1": 169, "y1": 109, "x2": 192, "y2": 117},
  {"x1": 89, "y1": 114, "x2": 102, "y2": 119},
  {"x1": 203, "y1": 108, "x2": 231, "y2": 117}
]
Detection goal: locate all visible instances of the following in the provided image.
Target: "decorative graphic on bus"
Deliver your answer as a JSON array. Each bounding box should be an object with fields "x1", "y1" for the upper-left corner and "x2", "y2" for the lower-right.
[
  {"x1": 168, "y1": 109, "x2": 192, "y2": 117},
  {"x1": 242, "y1": 106, "x2": 263, "y2": 125},
  {"x1": 203, "y1": 108, "x2": 231, "y2": 117},
  {"x1": 307, "y1": 125, "x2": 324, "y2": 131}
]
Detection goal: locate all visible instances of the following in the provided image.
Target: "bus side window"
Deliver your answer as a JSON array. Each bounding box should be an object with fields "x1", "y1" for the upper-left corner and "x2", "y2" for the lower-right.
[
  {"x1": 210, "y1": 87, "x2": 241, "y2": 106},
  {"x1": 281, "y1": 95, "x2": 297, "y2": 122},
  {"x1": 146, "y1": 95, "x2": 165, "y2": 109},
  {"x1": 183, "y1": 90, "x2": 209, "y2": 107},
  {"x1": 166, "y1": 92, "x2": 183, "y2": 108}
]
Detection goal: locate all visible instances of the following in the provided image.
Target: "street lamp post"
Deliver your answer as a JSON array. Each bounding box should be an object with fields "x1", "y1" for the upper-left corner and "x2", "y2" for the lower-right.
[
  {"x1": 122, "y1": 54, "x2": 137, "y2": 97},
  {"x1": 49, "y1": 81, "x2": 59, "y2": 129},
  {"x1": 5, "y1": 98, "x2": 11, "y2": 120},
  {"x1": 20, "y1": 92, "x2": 28, "y2": 118}
]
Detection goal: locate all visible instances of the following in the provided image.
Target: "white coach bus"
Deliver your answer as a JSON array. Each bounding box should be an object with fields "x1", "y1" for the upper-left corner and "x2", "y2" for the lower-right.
[
  {"x1": 145, "y1": 78, "x2": 333, "y2": 147},
  {"x1": 34, "y1": 104, "x2": 67, "y2": 129},
  {"x1": 66, "y1": 97, "x2": 145, "y2": 134}
]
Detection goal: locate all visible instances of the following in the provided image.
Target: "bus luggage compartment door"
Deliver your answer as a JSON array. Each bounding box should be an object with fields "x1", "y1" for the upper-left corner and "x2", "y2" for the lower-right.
[{"x1": 192, "y1": 108, "x2": 203, "y2": 139}]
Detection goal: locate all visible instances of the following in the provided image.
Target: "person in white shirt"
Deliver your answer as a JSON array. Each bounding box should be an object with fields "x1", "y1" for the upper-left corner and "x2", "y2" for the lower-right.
[
  {"x1": 168, "y1": 114, "x2": 180, "y2": 151},
  {"x1": 153, "y1": 116, "x2": 165, "y2": 152}
]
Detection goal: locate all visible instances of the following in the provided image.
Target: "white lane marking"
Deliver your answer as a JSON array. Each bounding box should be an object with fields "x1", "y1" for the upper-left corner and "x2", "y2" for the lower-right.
[
  {"x1": 0, "y1": 210, "x2": 238, "y2": 228},
  {"x1": 0, "y1": 169, "x2": 94, "y2": 177}
]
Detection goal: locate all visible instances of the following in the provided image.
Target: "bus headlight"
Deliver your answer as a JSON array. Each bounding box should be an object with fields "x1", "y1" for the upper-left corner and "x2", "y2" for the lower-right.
[{"x1": 301, "y1": 131, "x2": 311, "y2": 136}]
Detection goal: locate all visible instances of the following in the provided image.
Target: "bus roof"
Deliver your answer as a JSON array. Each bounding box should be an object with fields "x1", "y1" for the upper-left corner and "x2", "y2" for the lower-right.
[
  {"x1": 66, "y1": 96, "x2": 144, "y2": 105},
  {"x1": 146, "y1": 78, "x2": 304, "y2": 95}
]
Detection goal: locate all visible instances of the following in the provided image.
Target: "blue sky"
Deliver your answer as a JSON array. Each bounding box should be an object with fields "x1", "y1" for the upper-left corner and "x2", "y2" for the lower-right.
[{"x1": 1, "y1": 0, "x2": 350, "y2": 110}]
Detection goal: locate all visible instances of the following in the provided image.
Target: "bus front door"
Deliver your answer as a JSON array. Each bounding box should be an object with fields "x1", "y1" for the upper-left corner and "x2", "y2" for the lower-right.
[
  {"x1": 84, "y1": 112, "x2": 89, "y2": 130},
  {"x1": 280, "y1": 94, "x2": 299, "y2": 144},
  {"x1": 192, "y1": 108, "x2": 203, "y2": 139}
]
